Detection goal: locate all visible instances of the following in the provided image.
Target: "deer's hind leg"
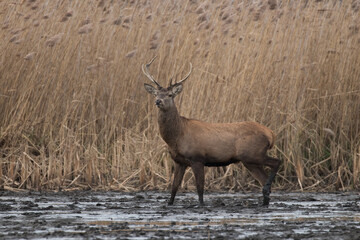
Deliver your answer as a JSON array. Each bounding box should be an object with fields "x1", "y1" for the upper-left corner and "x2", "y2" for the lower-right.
[
  {"x1": 262, "y1": 156, "x2": 281, "y2": 205},
  {"x1": 243, "y1": 163, "x2": 267, "y2": 186},
  {"x1": 243, "y1": 163, "x2": 269, "y2": 205}
]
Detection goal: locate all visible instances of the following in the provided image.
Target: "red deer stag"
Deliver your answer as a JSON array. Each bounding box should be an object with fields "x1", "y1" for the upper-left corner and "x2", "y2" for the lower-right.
[{"x1": 143, "y1": 56, "x2": 281, "y2": 206}]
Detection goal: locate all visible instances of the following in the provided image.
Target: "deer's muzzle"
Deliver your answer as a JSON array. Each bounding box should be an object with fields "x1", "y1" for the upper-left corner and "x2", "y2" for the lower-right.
[{"x1": 155, "y1": 99, "x2": 162, "y2": 107}]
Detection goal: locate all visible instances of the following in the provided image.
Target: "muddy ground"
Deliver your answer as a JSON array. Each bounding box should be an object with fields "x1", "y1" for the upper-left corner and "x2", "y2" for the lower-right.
[{"x1": 0, "y1": 190, "x2": 359, "y2": 239}]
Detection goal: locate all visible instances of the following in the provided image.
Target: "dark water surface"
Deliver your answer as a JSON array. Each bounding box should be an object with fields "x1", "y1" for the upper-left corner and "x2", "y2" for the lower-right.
[{"x1": 0, "y1": 191, "x2": 359, "y2": 239}]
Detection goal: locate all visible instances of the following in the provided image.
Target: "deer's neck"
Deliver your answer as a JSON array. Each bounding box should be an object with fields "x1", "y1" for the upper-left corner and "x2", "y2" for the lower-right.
[{"x1": 158, "y1": 107, "x2": 183, "y2": 148}]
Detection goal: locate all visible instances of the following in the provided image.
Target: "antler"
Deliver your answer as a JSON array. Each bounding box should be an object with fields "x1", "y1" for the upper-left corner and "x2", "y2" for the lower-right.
[
  {"x1": 169, "y1": 62, "x2": 192, "y2": 87},
  {"x1": 142, "y1": 56, "x2": 161, "y2": 88}
]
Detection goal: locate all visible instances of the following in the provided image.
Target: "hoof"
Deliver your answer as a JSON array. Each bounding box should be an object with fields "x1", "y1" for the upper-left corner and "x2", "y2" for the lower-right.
[{"x1": 263, "y1": 197, "x2": 270, "y2": 206}]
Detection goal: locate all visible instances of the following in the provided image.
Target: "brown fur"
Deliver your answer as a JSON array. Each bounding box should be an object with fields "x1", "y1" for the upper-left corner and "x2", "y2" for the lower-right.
[{"x1": 143, "y1": 59, "x2": 281, "y2": 206}]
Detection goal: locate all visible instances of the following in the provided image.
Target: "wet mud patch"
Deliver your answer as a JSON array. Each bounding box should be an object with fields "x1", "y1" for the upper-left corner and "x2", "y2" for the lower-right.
[{"x1": 0, "y1": 191, "x2": 359, "y2": 239}]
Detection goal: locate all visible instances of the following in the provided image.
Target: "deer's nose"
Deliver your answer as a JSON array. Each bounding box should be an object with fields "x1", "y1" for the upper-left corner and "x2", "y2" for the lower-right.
[{"x1": 155, "y1": 99, "x2": 162, "y2": 106}]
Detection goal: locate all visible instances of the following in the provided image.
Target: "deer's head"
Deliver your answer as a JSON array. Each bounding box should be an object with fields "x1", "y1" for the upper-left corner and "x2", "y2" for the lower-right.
[{"x1": 143, "y1": 56, "x2": 192, "y2": 111}]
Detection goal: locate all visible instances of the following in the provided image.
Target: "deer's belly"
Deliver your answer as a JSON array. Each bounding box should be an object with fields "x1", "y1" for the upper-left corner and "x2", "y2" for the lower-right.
[{"x1": 204, "y1": 157, "x2": 240, "y2": 167}]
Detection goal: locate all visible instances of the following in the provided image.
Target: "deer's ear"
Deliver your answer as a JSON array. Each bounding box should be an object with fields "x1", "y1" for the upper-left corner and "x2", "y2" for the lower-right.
[
  {"x1": 144, "y1": 83, "x2": 157, "y2": 96},
  {"x1": 171, "y1": 83, "x2": 183, "y2": 96}
]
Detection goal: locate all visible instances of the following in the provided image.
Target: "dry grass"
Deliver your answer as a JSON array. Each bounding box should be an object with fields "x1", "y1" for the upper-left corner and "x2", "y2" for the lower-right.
[{"x1": 0, "y1": 0, "x2": 359, "y2": 192}]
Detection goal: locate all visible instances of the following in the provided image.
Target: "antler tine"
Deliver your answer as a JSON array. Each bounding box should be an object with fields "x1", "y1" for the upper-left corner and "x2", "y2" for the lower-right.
[
  {"x1": 142, "y1": 56, "x2": 161, "y2": 88},
  {"x1": 168, "y1": 74, "x2": 174, "y2": 87},
  {"x1": 176, "y1": 63, "x2": 192, "y2": 85}
]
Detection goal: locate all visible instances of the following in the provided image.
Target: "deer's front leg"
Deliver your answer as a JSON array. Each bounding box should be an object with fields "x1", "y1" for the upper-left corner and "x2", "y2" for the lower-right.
[
  {"x1": 168, "y1": 163, "x2": 187, "y2": 205},
  {"x1": 190, "y1": 161, "x2": 205, "y2": 206}
]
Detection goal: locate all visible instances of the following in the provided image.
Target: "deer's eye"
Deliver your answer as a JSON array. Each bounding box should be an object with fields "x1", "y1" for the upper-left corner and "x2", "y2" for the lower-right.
[{"x1": 168, "y1": 94, "x2": 173, "y2": 98}]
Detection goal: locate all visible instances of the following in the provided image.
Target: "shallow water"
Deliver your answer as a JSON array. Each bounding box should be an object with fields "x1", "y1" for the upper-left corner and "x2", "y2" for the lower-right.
[{"x1": 0, "y1": 191, "x2": 359, "y2": 239}]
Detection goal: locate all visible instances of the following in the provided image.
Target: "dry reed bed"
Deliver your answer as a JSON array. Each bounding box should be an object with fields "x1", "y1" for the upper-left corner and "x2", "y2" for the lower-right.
[{"x1": 0, "y1": 0, "x2": 359, "y2": 192}]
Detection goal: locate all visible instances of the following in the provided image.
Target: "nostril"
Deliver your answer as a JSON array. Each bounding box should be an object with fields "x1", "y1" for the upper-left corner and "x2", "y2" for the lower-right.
[{"x1": 155, "y1": 99, "x2": 162, "y2": 105}]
